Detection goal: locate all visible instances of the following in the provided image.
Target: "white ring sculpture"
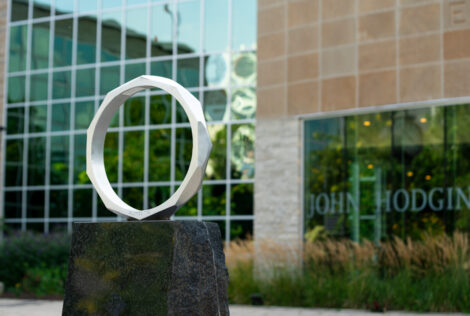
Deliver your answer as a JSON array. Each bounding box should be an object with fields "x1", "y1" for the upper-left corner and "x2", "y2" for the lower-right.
[{"x1": 86, "y1": 76, "x2": 212, "y2": 220}]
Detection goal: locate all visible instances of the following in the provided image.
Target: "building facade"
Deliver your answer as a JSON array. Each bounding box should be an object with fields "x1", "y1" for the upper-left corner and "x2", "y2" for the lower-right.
[
  {"x1": 1, "y1": 0, "x2": 257, "y2": 242},
  {"x1": 256, "y1": 0, "x2": 470, "y2": 249}
]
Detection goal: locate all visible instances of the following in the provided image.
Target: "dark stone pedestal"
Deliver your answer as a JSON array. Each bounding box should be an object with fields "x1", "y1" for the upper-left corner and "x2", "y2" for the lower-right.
[{"x1": 62, "y1": 221, "x2": 229, "y2": 316}]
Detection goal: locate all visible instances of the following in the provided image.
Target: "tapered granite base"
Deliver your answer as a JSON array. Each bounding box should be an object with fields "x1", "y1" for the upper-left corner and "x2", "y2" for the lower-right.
[{"x1": 62, "y1": 221, "x2": 229, "y2": 316}]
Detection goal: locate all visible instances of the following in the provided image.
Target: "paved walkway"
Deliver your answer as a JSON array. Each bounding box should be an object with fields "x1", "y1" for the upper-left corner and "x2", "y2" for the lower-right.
[{"x1": 0, "y1": 299, "x2": 467, "y2": 315}]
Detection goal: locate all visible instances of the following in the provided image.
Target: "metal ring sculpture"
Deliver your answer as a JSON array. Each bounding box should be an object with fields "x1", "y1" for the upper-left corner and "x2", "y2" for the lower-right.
[{"x1": 86, "y1": 76, "x2": 212, "y2": 220}]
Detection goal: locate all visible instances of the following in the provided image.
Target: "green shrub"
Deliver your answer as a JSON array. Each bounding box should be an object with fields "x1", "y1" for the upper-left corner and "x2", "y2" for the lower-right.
[
  {"x1": 0, "y1": 232, "x2": 71, "y2": 288},
  {"x1": 19, "y1": 264, "x2": 67, "y2": 296}
]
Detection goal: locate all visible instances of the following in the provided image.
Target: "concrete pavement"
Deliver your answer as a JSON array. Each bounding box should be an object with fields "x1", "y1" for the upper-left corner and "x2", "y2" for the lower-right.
[{"x1": 0, "y1": 299, "x2": 467, "y2": 315}]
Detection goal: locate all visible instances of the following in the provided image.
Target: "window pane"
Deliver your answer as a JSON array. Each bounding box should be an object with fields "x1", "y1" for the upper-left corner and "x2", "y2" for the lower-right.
[
  {"x1": 177, "y1": 193, "x2": 197, "y2": 216},
  {"x1": 27, "y1": 191, "x2": 44, "y2": 218},
  {"x1": 126, "y1": 8, "x2": 147, "y2": 59},
  {"x1": 52, "y1": 71, "x2": 72, "y2": 99},
  {"x1": 124, "y1": 96, "x2": 145, "y2": 126},
  {"x1": 50, "y1": 135, "x2": 69, "y2": 185},
  {"x1": 30, "y1": 73, "x2": 48, "y2": 101},
  {"x1": 149, "y1": 129, "x2": 171, "y2": 182},
  {"x1": 104, "y1": 132, "x2": 119, "y2": 183},
  {"x1": 100, "y1": 65, "x2": 120, "y2": 95},
  {"x1": 9, "y1": 25, "x2": 27, "y2": 72},
  {"x1": 206, "y1": 124, "x2": 226, "y2": 180},
  {"x1": 230, "y1": 220, "x2": 253, "y2": 240},
  {"x1": 77, "y1": 16, "x2": 97, "y2": 64},
  {"x1": 150, "y1": 4, "x2": 173, "y2": 57},
  {"x1": 50, "y1": 189, "x2": 68, "y2": 217},
  {"x1": 73, "y1": 189, "x2": 92, "y2": 217},
  {"x1": 7, "y1": 107, "x2": 25, "y2": 135},
  {"x1": 232, "y1": 0, "x2": 257, "y2": 51},
  {"x1": 204, "y1": 54, "x2": 229, "y2": 87},
  {"x1": 177, "y1": 57, "x2": 199, "y2": 88},
  {"x1": 148, "y1": 186, "x2": 171, "y2": 209},
  {"x1": 75, "y1": 101, "x2": 94, "y2": 130},
  {"x1": 74, "y1": 134, "x2": 90, "y2": 184},
  {"x1": 123, "y1": 131, "x2": 144, "y2": 182},
  {"x1": 125, "y1": 62, "x2": 145, "y2": 82},
  {"x1": 231, "y1": 52, "x2": 256, "y2": 86},
  {"x1": 122, "y1": 187, "x2": 143, "y2": 210},
  {"x1": 176, "y1": 92, "x2": 198, "y2": 123},
  {"x1": 150, "y1": 94, "x2": 171, "y2": 125},
  {"x1": 54, "y1": 19, "x2": 73, "y2": 67},
  {"x1": 31, "y1": 22, "x2": 50, "y2": 70},
  {"x1": 27, "y1": 222, "x2": 45, "y2": 232},
  {"x1": 175, "y1": 128, "x2": 192, "y2": 181},
  {"x1": 128, "y1": 0, "x2": 146, "y2": 5},
  {"x1": 55, "y1": 0, "x2": 74, "y2": 15},
  {"x1": 29, "y1": 104, "x2": 47, "y2": 133},
  {"x1": 204, "y1": 89, "x2": 227, "y2": 122},
  {"x1": 5, "y1": 191, "x2": 22, "y2": 218},
  {"x1": 33, "y1": 0, "x2": 52, "y2": 18},
  {"x1": 101, "y1": 11, "x2": 122, "y2": 62},
  {"x1": 78, "y1": 0, "x2": 97, "y2": 13},
  {"x1": 203, "y1": 184, "x2": 226, "y2": 216},
  {"x1": 150, "y1": 59, "x2": 172, "y2": 78},
  {"x1": 11, "y1": 0, "x2": 29, "y2": 21},
  {"x1": 5, "y1": 139, "x2": 23, "y2": 187},
  {"x1": 103, "y1": 0, "x2": 122, "y2": 9},
  {"x1": 231, "y1": 183, "x2": 253, "y2": 215},
  {"x1": 8, "y1": 76, "x2": 25, "y2": 103},
  {"x1": 204, "y1": 0, "x2": 228, "y2": 53},
  {"x1": 51, "y1": 103, "x2": 70, "y2": 131},
  {"x1": 231, "y1": 87, "x2": 256, "y2": 120},
  {"x1": 76, "y1": 68, "x2": 95, "y2": 97},
  {"x1": 27, "y1": 137, "x2": 46, "y2": 186},
  {"x1": 177, "y1": 1, "x2": 200, "y2": 54},
  {"x1": 231, "y1": 124, "x2": 255, "y2": 179}
]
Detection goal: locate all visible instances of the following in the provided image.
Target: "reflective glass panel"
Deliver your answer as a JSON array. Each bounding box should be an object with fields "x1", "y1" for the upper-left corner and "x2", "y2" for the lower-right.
[
  {"x1": 33, "y1": 0, "x2": 52, "y2": 18},
  {"x1": 203, "y1": 185, "x2": 226, "y2": 216},
  {"x1": 124, "y1": 96, "x2": 145, "y2": 126},
  {"x1": 9, "y1": 25, "x2": 27, "y2": 72},
  {"x1": 31, "y1": 22, "x2": 50, "y2": 70},
  {"x1": 49, "y1": 190, "x2": 68, "y2": 217},
  {"x1": 123, "y1": 131, "x2": 144, "y2": 182},
  {"x1": 148, "y1": 186, "x2": 171, "y2": 209},
  {"x1": 73, "y1": 189, "x2": 92, "y2": 217},
  {"x1": 231, "y1": 124, "x2": 255, "y2": 179},
  {"x1": 76, "y1": 68, "x2": 95, "y2": 97},
  {"x1": 204, "y1": 0, "x2": 228, "y2": 53},
  {"x1": 29, "y1": 104, "x2": 47, "y2": 133},
  {"x1": 150, "y1": 94, "x2": 171, "y2": 125},
  {"x1": 101, "y1": 11, "x2": 122, "y2": 62},
  {"x1": 122, "y1": 187, "x2": 143, "y2": 210},
  {"x1": 7, "y1": 75, "x2": 25, "y2": 103},
  {"x1": 206, "y1": 124, "x2": 226, "y2": 180},
  {"x1": 77, "y1": 16, "x2": 97, "y2": 65},
  {"x1": 4, "y1": 191, "x2": 22, "y2": 218},
  {"x1": 204, "y1": 54, "x2": 229, "y2": 87},
  {"x1": 231, "y1": 87, "x2": 256, "y2": 120},
  {"x1": 151, "y1": 59, "x2": 172, "y2": 78},
  {"x1": 78, "y1": 0, "x2": 97, "y2": 13},
  {"x1": 177, "y1": 57, "x2": 199, "y2": 88},
  {"x1": 203, "y1": 89, "x2": 228, "y2": 122},
  {"x1": 125, "y1": 63, "x2": 145, "y2": 82},
  {"x1": 100, "y1": 65, "x2": 120, "y2": 95},
  {"x1": 7, "y1": 107, "x2": 25, "y2": 135},
  {"x1": 102, "y1": 0, "x2": 122, "y2": 9},
  {"x1": 74, "y1": 134, "x2": 90, "y2": 184},
  {"x1": 231, "y1": 52, "x2": 256, "y2": 86},
  {"x1": 27, "y1": 137, "x2": 46, "y2": 186},
  {"x1": 126, "y1": 8, "x2": 147, "y2": 59},
  {"x1": 51, "y1": 103, "x2": 70, "y2": 131},
  {"x1": 149, "y1": 128, "x2": 171, "y2": 182},
  {"x1": 177, "y1": 1, "x2": 200, "y2": 54},
  {"x1": 55, "y1": 0, "x2": 74, "y2": 15},
  {"x1": 232, "y1": 0, "x2": 257, "y2": 51},
  {"x1": 30, "y1": 73, "x2": 48, "y2": 101},
  {"x1": 27, "y1": 191, "x2": 45, "y2": 218},
  {"x1": 50, "y1": 135, "x2": 69, "y2": 185},
  {"x1": 127, "y1": 0, "x2": 146, "y2": 5},
  {"x1": 11, "y1": 0, "x2": 29, "y2": 21},
  {"x1": 5, "y1": 139, "x2": 23, "y2": 187},
  {"x1": 175, "y1": 127, "x2": 192, "y2": 181},
  {"x1": 231, "y1": 183, "x2": 253, "y2": 215},
  {"x1": 75, "y1": 101, "x2": 94, "y2": 130},
  {"x1": 176, "y1": 92, "x2": 198, "y2": 123},
  {"x1": 52, "y1": 70, "x2": 72, "y2": 99},
  {"x1": 54, "y1": 19, "x2": 73, "y2": 67},
  {"x1": 27, "y1": 222, "x2": 45, "y2": 232},
  {"x1": 177, "y1": 194, "x2": 198, "y2": 216},
  {"x1": 230, "y1": 220, "x2": 253, "y2": 240},
  {"x1": 150, "y1": 4, "x2": 173, "y2": 56}
]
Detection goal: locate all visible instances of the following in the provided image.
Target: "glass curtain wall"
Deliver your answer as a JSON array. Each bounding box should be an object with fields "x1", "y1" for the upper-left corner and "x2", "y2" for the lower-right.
[
  {"x1": 4, "y1": 0, "x2": 257, "y2": 242},
  {"x1": 304, "y1": 104, "x2": 470, "y2": 242}
]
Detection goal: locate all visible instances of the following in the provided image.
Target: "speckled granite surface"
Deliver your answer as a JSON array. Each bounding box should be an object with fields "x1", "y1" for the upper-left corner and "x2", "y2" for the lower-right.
[{"x1": 62, "y1": 221, "x2": 229, "y2": 316}]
